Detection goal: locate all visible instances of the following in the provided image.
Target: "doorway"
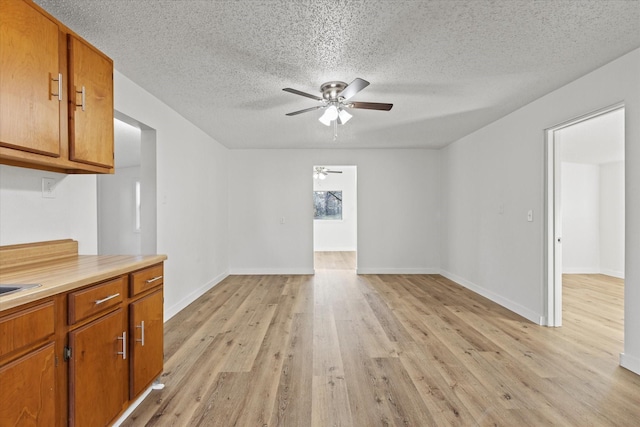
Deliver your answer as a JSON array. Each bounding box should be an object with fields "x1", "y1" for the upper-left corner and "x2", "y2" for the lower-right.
[
  {"x1": 545, "y1": 104, "x2": 625, "y2": 327},
  {"x1": 313, "y1": 165, "x2": 357, "y2": 270},
  {"x1": 97, "y1": 113, "x2": 157, "y2": 255}
]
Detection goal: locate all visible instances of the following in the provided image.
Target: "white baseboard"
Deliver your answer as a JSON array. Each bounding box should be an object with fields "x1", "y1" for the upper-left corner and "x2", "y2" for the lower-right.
[
  {"x1": 356, "y1": 267, "x2": 439, "y2": 275},
  {"x1": 562, "y1": 267, "x2": 600, "y2": 274},
  {"x1": 439, "y1": 270, "x2": 544, "y2": 325},
  {"x1": 228, "y1": 268, "x2": 315, "y2": 275},
  {"x1": 600, "y1": 268, "x2": 625, "y2": 279},
  {"x1": 164, "y1": 270, "x2": 229, "y2": 322},
  {"x1": 620, "y1": 352, "x2": 640, "y2": 375},
  {"x1": 314, "y1": 247, "x2": 357, "y2": 252},
  {"x1": 111, "y1": 386, "x2": 153, "y2": 426}
]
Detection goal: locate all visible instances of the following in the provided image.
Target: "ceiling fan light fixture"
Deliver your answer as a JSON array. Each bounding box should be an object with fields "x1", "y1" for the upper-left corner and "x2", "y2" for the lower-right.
[
  {"x1": 338, "y1": 108, "x2": 352, "y2": 124},
  {"x1": 318, "y1": 105, "x2": 339, "y2": 126}
]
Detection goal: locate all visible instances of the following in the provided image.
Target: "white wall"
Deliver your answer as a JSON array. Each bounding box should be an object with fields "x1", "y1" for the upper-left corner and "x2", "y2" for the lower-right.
[
  {"x1": 561, "y1": 161, "x2": 625, "y2": 277},
  {"x1": 114, "y1": 71, "x2": 229, "y2": 320},
  {"x1": 600, "y1": 161, "x2": 625, "y2": 278},
  {"x1": 313, "y1": 166, "x2": 357, "y2": 252},
  {"x1": 440, "y1": 48, "x2": 640, "y2": 374},
  {"x1": 0, "y1": 166, "x2": 97, "y2": 254},
  {"x1": 562, "y1": 162, "x2": 600, "y2": 274},
  {"x1": 229, "y1": 149, "x2": 440, "y2": 275},
  {"x1": 98, "y1": 166, "x2": 141, "y2": 255}
]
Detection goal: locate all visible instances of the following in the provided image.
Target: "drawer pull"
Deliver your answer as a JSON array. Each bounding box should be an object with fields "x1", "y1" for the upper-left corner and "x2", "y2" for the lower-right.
[
  {"x1": 145, "y1": 276, "x2": 163, "y2": 284},
  {"x1": 136, "y1": 321, "x2": 145, "y2": 346},
  {"x1": 94, "y1": 293, "x2": 120, "y2": 305},
  {"x1": 117, "y1": 331, "x2": 126, "y2": 359}
]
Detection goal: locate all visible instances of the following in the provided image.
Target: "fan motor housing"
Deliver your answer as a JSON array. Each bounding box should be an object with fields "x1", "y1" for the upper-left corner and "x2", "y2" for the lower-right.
[{"x1": 320, "y1": 81, "x2": 347, "y2": 100}]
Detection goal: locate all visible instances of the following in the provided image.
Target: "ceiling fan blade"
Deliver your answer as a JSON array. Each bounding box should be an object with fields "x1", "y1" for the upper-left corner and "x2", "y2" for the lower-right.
[
  {"x1": 349, "y1": 101, "x2": 393, "y2": 111},
  {"x1": 286, "y1": 105, "x2": 323, "y2": 116},
  {"x1": 326, "y1": 170, "x2": 342, "y2": 173},
  {"x1": 339, "y1": 78, "x2": 370, "y2": 101},
  {"x1": 283, "y1": 88, "x2": 323, "y2": 101}
]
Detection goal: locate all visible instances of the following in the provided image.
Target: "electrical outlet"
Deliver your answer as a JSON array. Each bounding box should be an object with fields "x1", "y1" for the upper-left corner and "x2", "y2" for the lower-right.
[{"x1": 42, "y1": 177, "x2": 56, "y2": 198}]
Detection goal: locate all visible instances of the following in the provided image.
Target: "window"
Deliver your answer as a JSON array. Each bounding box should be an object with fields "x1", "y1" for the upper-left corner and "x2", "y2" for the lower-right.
[
  {"x1": 314, "y1": 191, "x2": 342, "y2": 220},
  {"x1": 134, "y1": 180, "x2": 141, "y2": 232}
]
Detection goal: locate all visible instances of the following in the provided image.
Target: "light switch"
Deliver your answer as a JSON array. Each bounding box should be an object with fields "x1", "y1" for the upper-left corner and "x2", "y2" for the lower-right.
[
  {"x1": 527, "y1": 210, "x2": 533, "y2": 222},
  {"x1": 42, "y1": 177, "x2": 56, "y2": 198}
]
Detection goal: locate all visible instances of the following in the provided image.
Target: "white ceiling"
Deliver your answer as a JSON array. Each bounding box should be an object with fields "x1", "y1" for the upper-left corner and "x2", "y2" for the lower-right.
[
  {"x1": 36, "y1": 0, "x2": 639, "y2": 150},
  {"x1": 560, "y1": 108, "x2": 625, "y2": 165}
]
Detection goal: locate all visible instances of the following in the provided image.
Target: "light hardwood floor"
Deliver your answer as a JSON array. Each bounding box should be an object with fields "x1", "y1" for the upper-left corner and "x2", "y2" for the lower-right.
[{"x1": 122, "y1": 260, "x2": 640, "y2": 426}]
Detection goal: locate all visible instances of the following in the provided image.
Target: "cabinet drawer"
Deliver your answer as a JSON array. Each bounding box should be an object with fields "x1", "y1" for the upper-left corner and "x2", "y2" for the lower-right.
[
  {"x1": 130, "y1": 264, "x2": 164, "y2": 296},
  {"x1": 68, "y1": 277, "x2": 125, "y2": 324},
  {"x1": 0, "y1": 301, "x2": 55, "y2": 357}
]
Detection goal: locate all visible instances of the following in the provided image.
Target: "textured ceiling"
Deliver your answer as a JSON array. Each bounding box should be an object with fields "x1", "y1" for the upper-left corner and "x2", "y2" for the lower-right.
[{"x1": 36, "y1": 0, "x2": 640, "y2": 149}]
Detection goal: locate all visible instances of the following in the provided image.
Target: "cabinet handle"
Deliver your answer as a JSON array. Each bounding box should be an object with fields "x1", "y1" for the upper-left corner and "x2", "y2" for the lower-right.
[
  {"x1": 117, "y1": 331, "x2": 126, "y2": 359},
  {"x1": 75, "y1": 86, "x2": 86, "y2": 111},
  {"x1": 94, "y1": 293, "x2": 120, "y2": 305},
  {"x1": 136, "y1": 320, "x2": 145, "y2": 346},
  {"x1": 145, "y1": 276, "x2": 163, "y2": 284},
  {"x1": 51, "y1": 73, "x2": 62, "y2": 101}
]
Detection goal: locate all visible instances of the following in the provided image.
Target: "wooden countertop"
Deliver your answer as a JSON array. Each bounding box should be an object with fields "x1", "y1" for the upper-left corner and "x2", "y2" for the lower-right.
[{"x1": 0, "y1": 254, "x2": 167, "y2": 312}]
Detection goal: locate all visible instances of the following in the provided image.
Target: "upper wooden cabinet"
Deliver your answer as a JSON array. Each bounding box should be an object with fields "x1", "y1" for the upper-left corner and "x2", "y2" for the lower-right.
[
  {"x1": 0, "y1": 0, "x2": 114, "y2": 174},
  {"x1": 0, "y1": 0, "x2": 61, "y2": 157},
  {"x1": 68, "y1": 35, "x2": 114, "y2": 169}
]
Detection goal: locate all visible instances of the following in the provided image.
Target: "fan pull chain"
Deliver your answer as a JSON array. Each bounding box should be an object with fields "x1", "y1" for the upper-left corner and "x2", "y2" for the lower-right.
[{"x1": 333, "y1": 119, "x2": 338, "y2": 141}]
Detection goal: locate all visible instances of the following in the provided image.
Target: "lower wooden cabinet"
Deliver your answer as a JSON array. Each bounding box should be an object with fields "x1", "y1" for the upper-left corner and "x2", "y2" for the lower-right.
[
  {"x1": 129, "y1": 289, "x2": 164, "y2": 399},
  {"x1": 0, "y1": 342, "x2": 56, "y2": 426},
  {"x1": 0, "y1": 262, "x2": 164, "y2": 426},
  {"x1": 68, "y1": 308, "x2": 126, "y2": 427}
]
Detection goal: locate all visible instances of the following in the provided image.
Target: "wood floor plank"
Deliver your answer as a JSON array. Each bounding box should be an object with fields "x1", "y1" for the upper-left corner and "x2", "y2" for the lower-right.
[
  {"x1": 122, "y1": 259, "x2": 640, "y2": 426},
  {"x1": 311, "y1": 375, "x2": 353, "y2": 427},
  {"x1": 269, "y1": 313, "x2": 313, "y2": 426},
  {"x1": 312, "y1": 305, "x2": 344, "y2": 376},
  {"x1": 220, "y1": 303, "x2": 277, "y2": 372}
]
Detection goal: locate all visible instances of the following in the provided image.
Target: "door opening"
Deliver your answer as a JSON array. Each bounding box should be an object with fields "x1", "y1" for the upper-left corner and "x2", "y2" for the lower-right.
[
  {"x1": 313, "y1": 165, "x2": 357, "y2": 271},
  {"x1": 545, "y1": 103, "x2": 625, "y2": 327},
  {"x1": 97, "y1": 113, "x2": 157, "y2": 255}
]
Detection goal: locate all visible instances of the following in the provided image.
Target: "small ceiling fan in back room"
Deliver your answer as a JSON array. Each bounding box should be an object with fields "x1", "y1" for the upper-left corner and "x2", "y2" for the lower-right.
[
  {"x1": 313, "y1": 166, "x2": 342, "y2": 180},
  {"x1": 283, "y1": 78, "x2": 393, "y2": 140}
]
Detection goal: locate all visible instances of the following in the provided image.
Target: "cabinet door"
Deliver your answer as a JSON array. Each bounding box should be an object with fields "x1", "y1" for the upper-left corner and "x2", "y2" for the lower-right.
[
  {"x1": 129, "y1": 289, "x2": 164, "y2": 398},
  {"x1": 0, "y1": 0, "x2": 60, "y2": 156},
  {"x1": 69, "y1": 308, "x2": 126, "y2": 427},
  {"x1": 68, "y1": 35, "x2": 114, "y2": 168},
  {"x1": 0, "y1": 342, "x2": 56, "y2": 426}
]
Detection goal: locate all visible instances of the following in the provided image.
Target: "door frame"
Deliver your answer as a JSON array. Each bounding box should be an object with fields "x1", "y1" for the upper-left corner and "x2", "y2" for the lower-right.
[{"x1": 544, "y1": 102, "x2": 624, "y2": 327}]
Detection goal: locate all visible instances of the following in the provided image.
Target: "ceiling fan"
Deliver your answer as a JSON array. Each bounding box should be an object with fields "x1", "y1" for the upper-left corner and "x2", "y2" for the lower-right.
[
  {"x1": 313, "y1": 166, "x2": 342, "y2": 180},
  {"x1": 283, "y1": 78, "x2": 393, "y2": 139}
]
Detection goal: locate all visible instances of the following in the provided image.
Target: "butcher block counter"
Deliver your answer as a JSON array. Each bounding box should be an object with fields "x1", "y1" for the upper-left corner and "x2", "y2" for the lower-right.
[
  {"x1": 0, "y1": 240, "x2": 166, "y2": 312},
  {"x1": 0, "y1": 239, "x2": 167, "y2": 426}
]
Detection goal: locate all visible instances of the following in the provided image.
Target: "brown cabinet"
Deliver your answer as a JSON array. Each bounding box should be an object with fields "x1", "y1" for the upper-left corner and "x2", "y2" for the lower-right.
[
  {"x1": 0, "y1": 342, "x2": 56, "y2": 426},
  {"x1": 0, "y1": 0, "x2": 61, "y2": 157},
  {"x1": 68, "y1": 35, "x2": 114, "y2": 169},
  {"x1": 68, "y1": 308, "x2": 127, "y2": 427},
  {"x1": 0, "y1": 300, "x2": 57, "y2": 426},
  {"x1": 0, "y1": 242, "x2": 166, "y2": 426},
  {"x1": 0, "y1": 0, "x2": 114, "y2": 174},
  {"x1": 129, "y1": 289, "x2": 164, "y2": 398},
  {"x1": 65, "y1": 264, "x2": 164, "y2": 426}
]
